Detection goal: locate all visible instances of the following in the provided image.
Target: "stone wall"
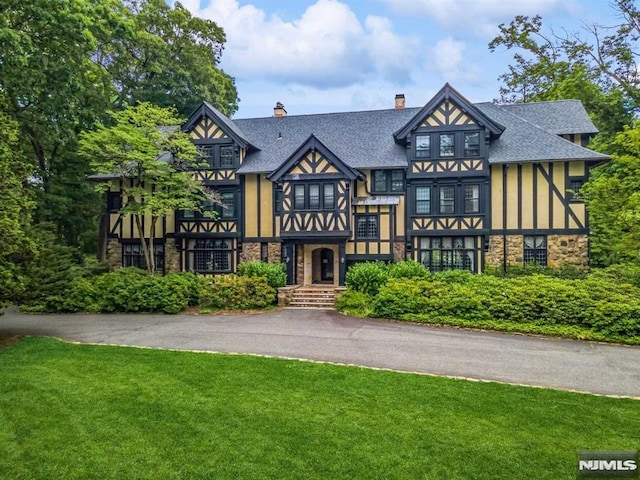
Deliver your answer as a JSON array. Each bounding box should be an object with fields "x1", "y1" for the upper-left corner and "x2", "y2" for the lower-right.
[
  {"x1": 164, "y1": 239, "x2": 180, "y2": 273},
  {"x1": 106, "y1": 239, "x2": 122, "y2": 271},
  {"x1": 267, "y1": 242, "x2": 281, "y2": 263},
  {"x1": 393, "y1": 241, "x2": 406, "y2": 262},
  {"x1": 485, "y1": 233, "x2": 589, "y2": 269},
  {"x1": 239, "y1": 242, "x2": 261, "y2": 263},
  {"x1": 547, "y1": 234, "x2": 589, "y2": 268},
  {"x1": 296, "y1": 244, "x2": 304, "y2": 284}
]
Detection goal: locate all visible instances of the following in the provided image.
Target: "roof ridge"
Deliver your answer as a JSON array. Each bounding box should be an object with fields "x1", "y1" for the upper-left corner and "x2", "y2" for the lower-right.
[{"x1": 232, "y1": 106, "x2": 422, "y2": 121}]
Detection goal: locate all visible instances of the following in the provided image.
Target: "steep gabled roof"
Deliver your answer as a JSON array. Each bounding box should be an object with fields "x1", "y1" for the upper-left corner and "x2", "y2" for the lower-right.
[
  {"x1": 475, "y1": 102, "x2": 608, "y2": 164},
  {"x1": 182, "y1": 101, "x2": 255, "y2": 148},
  {"x1": 393, "y1": 83, "x2": 505, "y2": 141},
  {"x1": 267, "y1": 134, "x2": 361, "y2": 182}
]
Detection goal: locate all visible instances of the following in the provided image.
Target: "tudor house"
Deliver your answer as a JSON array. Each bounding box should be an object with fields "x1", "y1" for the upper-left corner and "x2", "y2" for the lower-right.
[{"x1": 99, "y1": 83, "x2": 608, "y2": 286}]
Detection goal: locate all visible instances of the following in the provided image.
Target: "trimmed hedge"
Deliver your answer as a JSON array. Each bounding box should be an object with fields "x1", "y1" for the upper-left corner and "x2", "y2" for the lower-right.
[
  {"x1": 237, "y1": 261, "x2": 286, "y2": 289},
  {"x1": 202, "y1": 275, "x2": 276, "y2": 310},
  {"x1": 345, "y1": 261, "x2": 430, "y2": 296}
]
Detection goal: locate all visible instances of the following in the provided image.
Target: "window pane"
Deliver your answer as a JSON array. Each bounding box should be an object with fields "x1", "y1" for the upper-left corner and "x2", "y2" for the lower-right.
[
  {"x1": 416, "y1": 135, "x2": 431, "y2": 158},
  {"x1": 439, "y1": 186, "x2": 455, "y2": 214},
  {"x1": 440, "y1": 134, "x2": 455, "y2": 157},
  {"x1": 221, "y1": 192, "x2": 235, "y2": 218},
  {"x1": 464, "y1": 132, "x2": 480, "y2": 156},
  {"x1": 356, "y1": 215, "x2": 378, "y2": 239},
  {"x1": 309, "y1": 184, "x2": 320, "y2": 209},
  {"x1": 294, "y1": 185, "x2": 305, "y2": 210},
  {"x1": 197, "y1": 145, "x2": 215, "y2": 168},
  {"x1": 464, "y1": 184, "x2": 479, "y2": 213},
  {"x1": 391, "y1": 170, "x2": 404, "y2": 192},
  {"x1": 373, "y1": 171, "x2": 387, "y2": 192},
  {"x1": 415, "y1": 186, "x2": 431, "y2": 214},
  {"x1": 220, "y1": 146, "x2": 234, "y2": 167},
  {"x1": 524, "y1": 235, "x2": 547, "y2": 266},
  {"x1": 418, "y1": 236, "x2": 476, "y2": 273},
  {"x1": 323, "y1": 184, "x2": 335, "y2": 209}
]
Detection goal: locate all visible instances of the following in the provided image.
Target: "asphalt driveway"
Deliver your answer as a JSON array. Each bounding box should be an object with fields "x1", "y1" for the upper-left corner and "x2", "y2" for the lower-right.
[{"x1": 1, "y1": 307, "x2": 639, "y2": 398}]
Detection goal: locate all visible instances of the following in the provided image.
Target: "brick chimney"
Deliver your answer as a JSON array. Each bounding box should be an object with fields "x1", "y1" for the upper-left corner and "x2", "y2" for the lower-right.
[
  {"x1": 274, "y1": 101, "x2": 287, "y2": 117},
  {"x1": 395, "y1": 94, "x2": 405, "y2": 109}
]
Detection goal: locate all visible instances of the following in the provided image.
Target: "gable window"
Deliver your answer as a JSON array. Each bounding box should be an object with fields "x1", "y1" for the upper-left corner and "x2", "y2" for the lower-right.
[
  {"x1": 464, "y1": 132, "x2": 480, "y2": 156},
  {"x1": 309, "y1": 184, "x2": 320, "y2": 209},
  {"x1": 524, "y1": 235, "x2": 547, "y2": 266},
  {"x1": 197, "y1": 144, "x2": 234, "y2": 169},
  {"x1": 355, "y1": 215, "x2": 378, "y2": 239},
  {"x1": 107, "y1": 191, "x2": 122, "y2": 213},
  {"x1": 439, "y1": 134, "x2": 455, "y2": 157},
  {"x1": 291, "y1": 183, "x2": 336, "y2": 210},
  {"x1": 324, "y1": 184, "x2": 335, "y2": 209},
  {"x1": 416, "y1": 135, "x2": 431, "y2": 158},
  {"x1": 439, "y1": 186, "x2": 455, "y2": 214},
  {"x1": 294, "y1": 185, "x2": 305, "y2": 210},
  {"x1": 372, "y1": 170, "x2": 405, "y2": 193},
  {"x1": 463, "y1": 184, "x2": 480, "y2": 213},
  {"x1": 123, "y1": 242, "x2": 164, "y2": 271},
  {"x1": 415, "y1": 186, "x2": 431, "y2": 214}
]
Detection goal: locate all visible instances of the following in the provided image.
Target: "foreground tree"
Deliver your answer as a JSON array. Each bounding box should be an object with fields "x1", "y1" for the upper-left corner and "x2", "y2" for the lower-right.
[{"x1": 78, "y1": 103, "x2": 220, "y2": 273}]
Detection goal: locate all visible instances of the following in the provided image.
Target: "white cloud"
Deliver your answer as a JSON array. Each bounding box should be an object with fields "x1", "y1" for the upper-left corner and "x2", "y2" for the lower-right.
[
  {"x1": 184, "y1": 0, "x2": 420, "y2": 88},
  {"x1": 431, "y1": 37, "x2": 465, "y2": 79},
  {"x1": 379, "y1": 0, "x2": 570, "y2": 35}
]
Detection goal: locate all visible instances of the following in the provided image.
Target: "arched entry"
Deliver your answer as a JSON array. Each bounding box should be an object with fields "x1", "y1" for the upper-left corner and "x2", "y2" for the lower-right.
[{"x1": 312, "y1": 248, "x2": 334, "y2": 284}]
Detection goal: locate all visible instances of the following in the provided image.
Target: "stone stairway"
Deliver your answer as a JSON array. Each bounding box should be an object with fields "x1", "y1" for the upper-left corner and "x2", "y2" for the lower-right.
[{"x1": 287, "y1": 286, "x2": 337, "y2": 309}]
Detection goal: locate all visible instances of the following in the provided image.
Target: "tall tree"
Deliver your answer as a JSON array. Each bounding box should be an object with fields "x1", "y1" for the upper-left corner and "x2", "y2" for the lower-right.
[
  {"x1": 110, "y1": 0, "x2": 238, "y2": 117},
  {"x1": 78, "y1": 103, "x2": 220, "y2": 273}
]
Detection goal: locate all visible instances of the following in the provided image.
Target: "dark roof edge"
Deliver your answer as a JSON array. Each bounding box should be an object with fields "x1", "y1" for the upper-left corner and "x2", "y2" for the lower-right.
[{"x1": 182, "y1": 101, "x2": 255, "y2": 149}]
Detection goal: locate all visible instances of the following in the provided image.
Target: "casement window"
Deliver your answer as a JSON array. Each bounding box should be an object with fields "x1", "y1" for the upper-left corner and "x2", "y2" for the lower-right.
[
  {"x1": 415, "y1": 186, "x2": 431, "y2": 214},
  {"x1": 355, "y1": 215, "x2": 379, "y2": 239},
  {"x1": 464, "y1": 132, "x2": 481, "y2": 156},
  {"x1": 439, "y1": 186, "x2": 455, "y2": 214},
  {"x1": 122, "y1": 242, "x2": 164, "y2": 271},
  {"x1": 180, "y1": 190, "x2": 237, "y2": 220},
  {"x1": 567, "y1": 178, "x2": 585, "y2": 202},
  {"x1": 418, "y1": 236, "x2": 476, "y2": 272},
  {"x1": 187, "y1": 239, "x2": 232, "y2": 273},
  {"x1": 107, "y1": 192, "x2": 122, "y2": 213},
  {"x1": 372, "y1": 170, "x2": 405, "y2": 193},
  {"x1": 197, "y1": 144, "x2": 235, "y2": 169},
  {"x1": 463, "y1": 184, "x2": 480, "y2": 213},
  {"x1": 291, "y1": 183, "x2": 336, "y2": 210},
  {"x1": 524, "y1": 235, "x2": 547, "y2": 266},
  {"x1": 415, "y1": 135, "x2": 431, "y2": 158},
  {"x1": 219, "y1": 191, "x2": 236, "y2": 219},
  {"x1": 439, "y1": 134, "x2": 455, "y2": 157}
]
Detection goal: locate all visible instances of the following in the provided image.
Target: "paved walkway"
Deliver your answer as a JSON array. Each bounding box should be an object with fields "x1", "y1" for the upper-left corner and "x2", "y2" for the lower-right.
[{"x1": 1, "y1": 307, "x2": 639, "y2": 398}]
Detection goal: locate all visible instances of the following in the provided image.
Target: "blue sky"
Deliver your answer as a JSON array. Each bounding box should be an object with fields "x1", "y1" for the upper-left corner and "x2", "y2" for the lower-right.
[{"x1": 177, "y1": 0, "x2": 621, "y2": 118}]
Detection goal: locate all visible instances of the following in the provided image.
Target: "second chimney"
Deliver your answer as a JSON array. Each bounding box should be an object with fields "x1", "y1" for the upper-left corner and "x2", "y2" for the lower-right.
[
  {"x1": 395, "y1": 94, "x2": 405, "y2": 110},
  {"x1": 274, "y1": 101, "x2": 287, "y2": 117}
]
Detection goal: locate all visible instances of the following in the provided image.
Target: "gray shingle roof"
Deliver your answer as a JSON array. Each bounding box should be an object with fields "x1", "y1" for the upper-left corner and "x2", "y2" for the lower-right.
[
  {"x1": 499, "y1": 100, "x2": 598, "y2": 135},
  {"x1": 475, "y1": 102, "x2": 608, "y2": 164},
  {"x1": 231, "y1": 97, "x2": 607, "y2": 174},
  {"x1": 235, "y1": 108, "x2": 419, "y2": 173}
]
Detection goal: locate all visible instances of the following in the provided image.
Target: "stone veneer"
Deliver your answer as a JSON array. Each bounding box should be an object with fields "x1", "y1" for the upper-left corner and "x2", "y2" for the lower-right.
[
  {"x1": 106, "y1": 239, "x2": 122, "y2": 271},
  {"x1": 393, "y1": 240, "x2": 406, "y2": 262},
  {"x1": 267, "y1": 242, "x2": 281, "y2": 263},
  {"x1": 296, "y1": 245, "x2": 304, "y2": 284},
  {"x1": 485, "y1": 234, "x2": 589, "y2": 269},
  {"x1": 239, "y1": 242, "x2": 261, "y2": 263},
  {"x1": 164, "y1": 239, "x2": 180, "y2": 273}
]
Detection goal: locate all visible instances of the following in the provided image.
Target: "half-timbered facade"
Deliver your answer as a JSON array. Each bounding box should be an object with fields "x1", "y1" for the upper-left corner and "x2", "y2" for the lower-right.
[{"x1": 99, "y1": 84, "x2": 608, "y2": 285}]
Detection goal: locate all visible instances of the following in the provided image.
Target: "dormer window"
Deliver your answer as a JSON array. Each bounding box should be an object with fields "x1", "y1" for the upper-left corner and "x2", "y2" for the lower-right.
[
  {"x1": 416, "y1": 135, "x2": 431, "y2": 158},
  {"x1": 439, "y1": 134, "x2": 455, "y2": 157},
  {"x1": 197, "y1": 144, "x2": 234, "y2": 169},
  {"x1": 464, "y1": 132, "x2": 480, "y2": 156}
]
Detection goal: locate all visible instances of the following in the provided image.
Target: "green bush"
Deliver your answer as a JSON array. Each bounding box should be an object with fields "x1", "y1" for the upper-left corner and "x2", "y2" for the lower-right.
[
  {"x1": 388, "y1": 260, "x2": 430, "y2": 280},
  {"x1": 237, "y1": 260, "x2": 286, "y2": 289},
  {"x1": 345, "y1": 261, "x2": 389, "y2": 296},
  {"x1": 484, "y1": 263, "x2": 588, "y2": 279},
  {"x1": 590, "y1": 263, "x2": 640, "y2": 288},
  {"x1": 203, "y1": 275, "x2": 276, "y2": 310},
  {"x1": 335, "y1": 290, "x2": 373, "y2": 316}
]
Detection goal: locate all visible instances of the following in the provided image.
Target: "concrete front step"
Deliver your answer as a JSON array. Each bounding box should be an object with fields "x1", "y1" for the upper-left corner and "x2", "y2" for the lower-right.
[{"x1": 288, "y1": 285, "x2": 338, "y2": 309}]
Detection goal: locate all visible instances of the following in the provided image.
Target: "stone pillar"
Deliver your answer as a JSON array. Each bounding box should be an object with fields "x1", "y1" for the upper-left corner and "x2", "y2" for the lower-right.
[
  {"x1": 296, "y1": 245, "x2": 304, "y2": 285},
  {"x1": 164, "y1": 238, "x2": 180, "y2": 273},
  {"x1": 393, "y1": 240, "x2": 406, "y2": 262},
  {"x1": 267, "y1": 242, "x2": 281, "y2": 263},
  {"x1": 239, "y1": 242, "x2": 261, "y2": 263},
  {"x1": 106, "y1": 239, "x2": 122, "y2": 271},
  {"x1": 485, "y1": 234, "x2": 524, "y2": 268}
]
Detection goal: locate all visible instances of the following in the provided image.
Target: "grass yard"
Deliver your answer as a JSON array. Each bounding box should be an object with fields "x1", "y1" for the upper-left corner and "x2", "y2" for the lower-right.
[{"x1": 0, "y1": 338, "x2": 638, "y2": 479}]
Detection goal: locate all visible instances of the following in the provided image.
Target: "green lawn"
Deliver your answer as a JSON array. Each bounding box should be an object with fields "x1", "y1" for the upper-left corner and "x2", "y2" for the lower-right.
[{"x1": 0, "y1": 338, "x2": 638, "y2": 480}]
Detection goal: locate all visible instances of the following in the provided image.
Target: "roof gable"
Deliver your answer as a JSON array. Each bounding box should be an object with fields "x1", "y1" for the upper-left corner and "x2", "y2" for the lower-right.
[
  {"x1": 394, "y1": 83, "x2": 505, "y2": 141},
  {"x1": 267, "y1": 134, "x2": 360, "y2": 182},
  {"x1": 182, "y1": 101, "x2": 253, "y2": 148}
]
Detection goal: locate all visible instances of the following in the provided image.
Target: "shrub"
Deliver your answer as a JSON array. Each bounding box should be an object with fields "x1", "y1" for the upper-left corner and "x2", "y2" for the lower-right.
[
  {"x1": 335, "y1": 290, "x2": 373, "y2": 316},
  {"x1": 345, "y1": 261, "x2": 389, "y2": 296},
  {"x1": 388, "y1": 260, "x2": 430, "y2": 280},
  {"x1": 484, "y1": 263, "x2": 588, "y2": 279},
  {"x1": 590, "y1": 263, "x2": 640, "y2": 288},
  {"x1": 203, "y1": 275, "x2": 276, "y2": 310},
  {"x1": 237, "y1": 261, "x2": 287, "y2": 289}
]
